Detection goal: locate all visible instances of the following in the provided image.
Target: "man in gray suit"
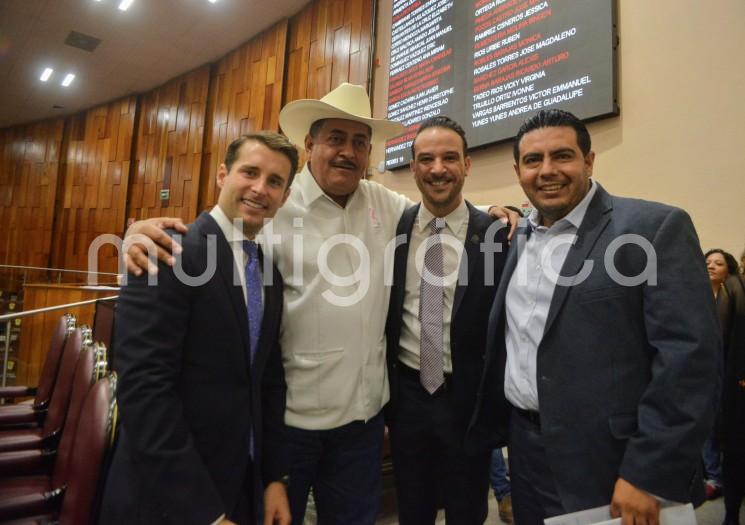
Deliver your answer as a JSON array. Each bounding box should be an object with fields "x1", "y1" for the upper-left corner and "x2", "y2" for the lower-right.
[{"x1": 469, "y1": 109, "x2": 720, "y2": 525}]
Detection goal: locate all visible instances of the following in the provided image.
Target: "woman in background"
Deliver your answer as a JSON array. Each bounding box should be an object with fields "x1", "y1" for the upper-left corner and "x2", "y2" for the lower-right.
[
  {"x1": 721, "y1": 253, "x2": 745, "y2": 525},
  {"x1": 706, "y1": 249, "x2": 738, "y2": 300},
  {"x1": 702, "y1": 249, "x2": 738, "y2": 500}
]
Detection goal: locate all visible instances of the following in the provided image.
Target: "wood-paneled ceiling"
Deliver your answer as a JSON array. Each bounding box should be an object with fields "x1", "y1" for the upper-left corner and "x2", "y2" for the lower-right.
[{"x1": 0, "y1": 0, "x2": 308, "y2": 128}]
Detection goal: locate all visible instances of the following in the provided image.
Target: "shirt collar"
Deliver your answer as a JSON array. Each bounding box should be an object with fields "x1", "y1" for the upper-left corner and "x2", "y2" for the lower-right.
[
  {"x1": 415, "y1": 199, "x2": 468, "y2": 234},
  {"x1": 209, "y1": 204, "x2": 251, "y2": 244},
  {"x1": 527, "y1": 179, "x2": 598, "y2": 232}
]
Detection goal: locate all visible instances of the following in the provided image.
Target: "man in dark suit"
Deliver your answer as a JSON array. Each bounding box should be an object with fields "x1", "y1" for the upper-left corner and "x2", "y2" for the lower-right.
[
  {"x1": 100, "y1": 132, "x2": 296, "y2": 525},
  {"x1": 469, "y1": 109, "x2": 721, "y2": 524},
  {"x1": 385, "y1": 116, "x2": 508, "y2": 524}
]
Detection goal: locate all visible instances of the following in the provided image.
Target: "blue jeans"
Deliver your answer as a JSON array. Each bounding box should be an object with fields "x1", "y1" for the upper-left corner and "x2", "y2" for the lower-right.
[
  {"x1": 490, "y1": 448, "x2": 512, "y2": 501},
  {"x1": 285, "y1": 412, "x2": 384, "y2": 525},
  {"x1": 703, "y1": 434, "x2": 723, "y2": 486}
]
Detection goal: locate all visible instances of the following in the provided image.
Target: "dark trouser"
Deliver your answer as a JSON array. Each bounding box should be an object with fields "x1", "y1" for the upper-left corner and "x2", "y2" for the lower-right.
[
  {"x1": 229, "y1": 466, "x2": 255, "y2": 525},
  {"x1": 286, "y1": 412, "x2": 384, "y2": 525},
  {"x1": 389, "y1": 364, "x2": 490, "y2": 525},
  {"x1": 723, "y1": 444, "x2": 745, "y2": 524},
  {"x1": 508, "y1": 406, "x2": 565, "y2": 525}
]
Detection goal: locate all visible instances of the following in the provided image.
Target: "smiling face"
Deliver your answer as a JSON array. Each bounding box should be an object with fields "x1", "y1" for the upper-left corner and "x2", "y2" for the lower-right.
[
  {"x1": 411, "y1": 126, "x2": 469, "y2": 217},
  {"x1": 304, "y1": 118, "x2": 372, "y2": 206},
  {"x1": 706, "y1": 252, "x2": 730, "y2": 286},
  {"x1": 514, "y1": 125, "x2": 595, "y2": 227},
  {"x1": 216, "y1": 140, "x2": 291, "y2": 238}
]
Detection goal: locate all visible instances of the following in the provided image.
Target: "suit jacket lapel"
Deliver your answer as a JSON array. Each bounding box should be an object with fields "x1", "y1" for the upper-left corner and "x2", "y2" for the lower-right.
[
  {"x1": 196, "y1": 213, "x2": 251, "y2": 368},
  {"x1": 542, "y1": 186, "x2": 613, "y2": 337},
  {"x1": 484, "y1": 220, "x2": 529, "y2": 369},
  {"x1": 254, "y1": 247, "x2": 278, "y2": 369},
  {"x1": 452, "y1": 201, "x2": 485, "y2": 318},
  {"x1": 392, "y1": 204, "x2": 419, "y2": 316}
]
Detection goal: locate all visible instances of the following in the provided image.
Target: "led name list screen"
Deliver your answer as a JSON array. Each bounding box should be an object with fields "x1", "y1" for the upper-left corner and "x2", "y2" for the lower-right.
[{"x1": 385, "y1": 0, "x2": 617, "y2": 169}]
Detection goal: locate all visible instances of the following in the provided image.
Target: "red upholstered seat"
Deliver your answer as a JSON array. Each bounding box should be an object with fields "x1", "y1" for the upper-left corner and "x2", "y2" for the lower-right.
[
  {"x1": 0, "y1": 329, "x2": 83, "y2": 452},
  {"x1": 58, "y1": 374, "x2": 117, "y2": 523},
  {"x1": 0, "y1": 515, "x2": 54, "y2": 525},
  {"x1": 0, "y1": 344, "x2": 99, "y2": 481},
  {"x1": 52, "y1": 344, "x2": 100, "y2": 485},
  {"x1": 0, "y1": 477, "x2": 51, "y2": 499},
  {"x1": 0, "y1": 429, "x2": 42, "y2": 452},
  {"x1": 0, "y1": 314, "x2": 76, "y2": 428},
  {"x1": 0, "y1": 374, "x2": 117, "y2": 523}
]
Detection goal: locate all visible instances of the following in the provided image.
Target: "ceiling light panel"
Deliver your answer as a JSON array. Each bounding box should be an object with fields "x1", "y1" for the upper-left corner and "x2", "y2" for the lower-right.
[
  {"x1": 118, "y1": 0, "x2": 135, "y2": 11},
  {"x1": 61, "y1": 74, "x2": 76, "y2": 87},
  {"x1": 40, "y1": 68, "x2": 54, "y2": 81}
]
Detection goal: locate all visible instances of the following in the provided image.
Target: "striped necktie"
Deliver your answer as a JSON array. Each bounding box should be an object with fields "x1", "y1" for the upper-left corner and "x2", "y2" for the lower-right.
[{"x1": 419, "y1": 218, "x2": 445, "y2": 394}]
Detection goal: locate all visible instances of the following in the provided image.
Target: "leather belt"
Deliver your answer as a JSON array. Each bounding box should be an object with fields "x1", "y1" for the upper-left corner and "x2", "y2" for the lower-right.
[
  {"x1": 512, "y1": 405, "x2": 541, "y2": 428},
  {"x1": 397, "y1": 361, "x2": 452, "y2": 391}
]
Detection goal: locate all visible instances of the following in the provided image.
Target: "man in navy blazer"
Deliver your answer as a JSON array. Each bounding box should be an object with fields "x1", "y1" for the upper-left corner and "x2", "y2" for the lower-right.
[
  {"x1": 468, "y1": 110, "x2": 720, "y2": 524},
  {"x1": 385, "y1": 117, "x2": 509, "y2": 524},
  {"x1": 100, "y1": 132, "x2": 296, "y2": 524}
]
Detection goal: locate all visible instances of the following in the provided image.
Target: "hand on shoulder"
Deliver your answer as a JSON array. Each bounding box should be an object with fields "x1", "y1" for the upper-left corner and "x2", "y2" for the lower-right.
[{"x1": 123, "y1": 217, "x2": 187, "y2": 276}]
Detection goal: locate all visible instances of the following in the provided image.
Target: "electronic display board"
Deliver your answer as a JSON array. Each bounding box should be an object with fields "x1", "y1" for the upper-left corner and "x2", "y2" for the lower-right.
[{"x1": 385, "y1": 0, "x2": 617, "y2": 169}]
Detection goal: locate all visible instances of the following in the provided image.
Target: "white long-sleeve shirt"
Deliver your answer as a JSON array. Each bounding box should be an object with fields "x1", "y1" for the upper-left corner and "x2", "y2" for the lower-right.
[{"x1": 266, "y1": 164, "x2": 410, "y2": 430}]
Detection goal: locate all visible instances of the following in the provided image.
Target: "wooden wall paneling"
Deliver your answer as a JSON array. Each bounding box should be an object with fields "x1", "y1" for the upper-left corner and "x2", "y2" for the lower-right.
[
  {"x1": 281, "y1": 0, "x2": 373, "y2": 170},
  {"x1": 16, "y1": 284, "x2": 116, "y2": 386},
  {"x1": 0, "y1": 119, "x2": 64, "y2": 269},
  {"x1": 126, "y1": 66, "x2": 210, "y2": 224},
  {"x1": 2, "y1": 0, "x2": 373, "y2": 275},
  {"x1": 283, "y1": 0, "x2": 374, "y2": 104},
  {"x1": 285, "y1": 7, "x2": 312, "y2": 103},
  {"x1": 349, "y1": 0, "x2": 373, "y2": 86},
  {"x1": 51, "y1": 97, "x2": 137, "y2": 273},
  {"x1": 198, "y1": 21, "x2": 289, "y2": 213},
  {"x1": 199, "y1": 63, "x2": 219, "y2": 211}
]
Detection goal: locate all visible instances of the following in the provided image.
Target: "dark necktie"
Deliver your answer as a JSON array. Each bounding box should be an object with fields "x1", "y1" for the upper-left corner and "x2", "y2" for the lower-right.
[
  {"x1": 419, "y1": 219, "x2": 445, "y2": 394},
  {"x1": 242, "y1": 240, "x2": 263, "y2": 363}
]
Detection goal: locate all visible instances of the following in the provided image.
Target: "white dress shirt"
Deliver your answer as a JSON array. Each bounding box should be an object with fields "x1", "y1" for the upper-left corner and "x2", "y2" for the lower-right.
[
  {"x1": 504, "y1": 180, "x2": 597, "y2": 410},
  {"x1": 210, "y1": 205, "x2": 262, "y2": 305},
  {"x1": 398, "y1": 200, "x2": 468, "y2": 373},
  {"x1": 266, "y1": 164, "x2": 410, "y2": 430}
]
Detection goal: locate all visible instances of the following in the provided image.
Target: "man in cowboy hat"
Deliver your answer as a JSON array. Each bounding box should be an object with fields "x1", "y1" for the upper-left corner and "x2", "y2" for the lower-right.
[{"x1": 123, "y1": 83, "x2": 519, "y2": 524}]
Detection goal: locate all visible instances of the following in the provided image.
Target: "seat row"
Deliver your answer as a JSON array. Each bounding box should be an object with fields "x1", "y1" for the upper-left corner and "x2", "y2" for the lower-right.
[{"x1": 0, "y1": 314, "x2": 118, "y2": 524}]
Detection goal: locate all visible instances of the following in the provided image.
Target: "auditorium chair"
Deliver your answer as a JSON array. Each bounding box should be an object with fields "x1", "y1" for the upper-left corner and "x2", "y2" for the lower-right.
[
  {"x1": 0, "y1": 373, "x2": 118, "y2": 523},
  {"x1": 92, "y1": 341, "x2": 109, "y2": 380},
  {"x1": 92, "y1": 297, "x2": 116, "y2": 356},
  {"x1": 0, "y1": 341, "x2": 103, "y2": 481},
  {"x1": 0, "y1": 314, "x2": 76, "y2": 427},
  {"x1": 0, "y1": 328, "x2": 84, "y2": 452}
]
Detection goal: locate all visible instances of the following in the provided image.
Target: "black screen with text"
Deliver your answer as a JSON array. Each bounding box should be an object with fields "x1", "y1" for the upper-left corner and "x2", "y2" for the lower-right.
[{"x1": 385, "y1": 0, "x2": 617, "y2": 169}]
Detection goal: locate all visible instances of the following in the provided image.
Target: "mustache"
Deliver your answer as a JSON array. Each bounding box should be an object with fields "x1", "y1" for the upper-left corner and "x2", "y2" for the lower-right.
[{"x1": 330, "y1": 159, "x2": 358, "y2": 170}]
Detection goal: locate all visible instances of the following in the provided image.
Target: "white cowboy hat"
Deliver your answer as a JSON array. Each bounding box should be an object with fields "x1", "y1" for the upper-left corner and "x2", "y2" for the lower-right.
[{"x1": 279, "y1": 82, "x2": 404, "y2": 146}]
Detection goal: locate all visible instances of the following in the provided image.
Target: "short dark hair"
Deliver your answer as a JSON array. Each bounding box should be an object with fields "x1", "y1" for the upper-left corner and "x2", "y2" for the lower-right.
[
  {"x1": 513, "y1": 109, "x2": 591, "y2": 162},
  {"x1": 411, "y1": 116, "x2": 469, "y2": 159},
  {"x1": 704, "y1": 248, "x2": 738, "y2": 276},
  {"x1": 309, "y1": 118, "x2": 372, "y2": 139},
  {"x1": 224, "y1": 131, "x2": 299, "y2": 187}
]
